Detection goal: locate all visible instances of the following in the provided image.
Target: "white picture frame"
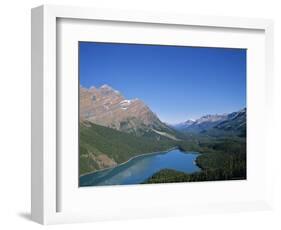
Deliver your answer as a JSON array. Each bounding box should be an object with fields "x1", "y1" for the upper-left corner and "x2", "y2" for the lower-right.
[{"x1": 31, "y1": 5, "x2": 274, "y2": 225}]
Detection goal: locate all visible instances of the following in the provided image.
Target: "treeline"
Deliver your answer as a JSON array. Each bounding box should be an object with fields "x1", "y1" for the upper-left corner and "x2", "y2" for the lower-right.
[{"x1": 144, "y1": 166, "x2": 245, "y2": 184}]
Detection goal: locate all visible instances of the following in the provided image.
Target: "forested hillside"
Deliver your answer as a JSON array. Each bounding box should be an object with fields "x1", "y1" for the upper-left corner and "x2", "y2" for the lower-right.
[
  {"x1": 144, "y1": 137, "x2": 246, "y2": 183},
  {"x1": 79, "y1": 121, "x2": 176, "y2": 175}
]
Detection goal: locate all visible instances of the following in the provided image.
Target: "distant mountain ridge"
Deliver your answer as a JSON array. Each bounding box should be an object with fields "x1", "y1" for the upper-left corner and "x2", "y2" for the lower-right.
[
  {"x1": 173, "y1": 119, "x2": 195, "y2": 130},
  {"x1": 172, "y1": 108, "x2": 246, "y2": 137},
  {"x1": 80, "y1": 85, "x2": 179, "y2": 140}
]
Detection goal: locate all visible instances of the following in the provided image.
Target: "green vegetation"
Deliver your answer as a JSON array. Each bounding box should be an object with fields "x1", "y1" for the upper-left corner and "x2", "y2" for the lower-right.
[
  {"x1": 80, "y1": 121, "x2": 246, "y2": 182},
  {"x1": 79, "y1": 122, "x2": 175, "y2": 175},
  {"x1": 143, "y1": 166, "x2": 245, "y2": 184},
  {"x1": 144, "y1": 137, "x2": 246, "y2": 183}
]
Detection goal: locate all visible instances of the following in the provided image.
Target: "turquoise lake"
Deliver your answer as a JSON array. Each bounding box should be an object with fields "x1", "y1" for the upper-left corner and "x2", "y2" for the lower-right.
[{"x1": 79, "y1": 148, "x2": 201, "y2": 187}]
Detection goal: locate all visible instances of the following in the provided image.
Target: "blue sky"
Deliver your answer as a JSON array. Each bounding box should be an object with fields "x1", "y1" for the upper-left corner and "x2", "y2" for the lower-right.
[{"x1": 79, "y1": 42, "x2": 246, "y2": 124}]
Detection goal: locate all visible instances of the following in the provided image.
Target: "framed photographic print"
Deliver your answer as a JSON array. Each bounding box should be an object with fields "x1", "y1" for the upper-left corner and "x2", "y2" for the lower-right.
[{"x1": 31, "y1": 5, "x2": 274, "y2": 224}]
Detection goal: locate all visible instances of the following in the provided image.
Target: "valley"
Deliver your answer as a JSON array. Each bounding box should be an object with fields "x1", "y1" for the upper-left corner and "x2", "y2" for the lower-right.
[{"x1": 79, "y1": 85, "x2": 246, "y2": 185}]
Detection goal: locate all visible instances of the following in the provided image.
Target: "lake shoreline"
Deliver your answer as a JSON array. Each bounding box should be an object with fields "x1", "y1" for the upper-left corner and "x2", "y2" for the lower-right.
[{"x1": 79, "y1": 146, "x2": 199, "y2": 178}]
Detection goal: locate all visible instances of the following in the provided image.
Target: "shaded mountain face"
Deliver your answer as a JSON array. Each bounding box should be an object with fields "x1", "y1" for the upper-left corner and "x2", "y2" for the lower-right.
[
  {"x1": 212, "y1": 108, "x2": 246, "y2": 137},
  {"x1": 172, "y1": 108, "x2": 246, "y2": 137},
  {"x1": 80, "y1": 85, "x2": 178, "y2": 139}
]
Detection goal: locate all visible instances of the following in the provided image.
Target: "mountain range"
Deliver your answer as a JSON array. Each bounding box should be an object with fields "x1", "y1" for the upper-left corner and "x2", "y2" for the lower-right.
[
  {"x1": 172, "y1": 108, "x2": 246, "y2": 137},
  {"x1": 80, "y1": 85, "x2": 246, "y2": 139}
]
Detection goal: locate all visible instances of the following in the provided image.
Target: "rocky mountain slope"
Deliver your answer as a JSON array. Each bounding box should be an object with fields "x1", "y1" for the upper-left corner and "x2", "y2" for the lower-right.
[
  {"x1": 211, "y1": 108, "x2": 246, "y2": 137},
  {"x1": 80, "y1": 85, "x2": 179, "y2": 140}
]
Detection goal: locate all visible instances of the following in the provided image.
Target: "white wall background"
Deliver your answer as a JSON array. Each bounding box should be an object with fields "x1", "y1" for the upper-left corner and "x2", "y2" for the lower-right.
[{"x1": 0, "y1": 0, "x2": 280, "y2": 229}]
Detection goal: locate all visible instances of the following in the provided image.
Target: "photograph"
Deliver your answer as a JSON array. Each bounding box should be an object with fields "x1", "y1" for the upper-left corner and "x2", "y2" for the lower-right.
[{"x1": 78, "y1": 42, "x2": 247, "y2": 187}]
